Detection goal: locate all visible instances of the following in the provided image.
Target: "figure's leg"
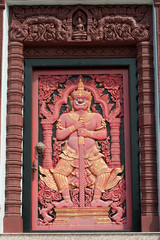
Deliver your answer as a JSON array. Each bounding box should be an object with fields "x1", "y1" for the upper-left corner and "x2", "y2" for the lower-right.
[
  {"x1": 91, "y1": 173, "x2": 113, "y2": 208},
  {"x1": 53, "y1": 173, "x2": 73, "y2": 208}
]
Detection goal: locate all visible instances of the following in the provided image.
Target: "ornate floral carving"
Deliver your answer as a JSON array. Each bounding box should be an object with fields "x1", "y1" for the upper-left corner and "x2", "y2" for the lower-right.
[
  {"x1": 102, "y1": 179, "x2": 126, "y2": 223},
  {"x1": 85, "y1": 188, "x2": 94, "y2": 207},
  {"x1": 52, "y1": 137, "x2": 64, "y2": 168},
  {"x1": 38, "y1": 179, "x2": 62, "y2": 225},
  {"x1": 90, "y1": 16, "x2": 149, "y2": 43},
  {"x1": 38, "y1": 180, "x2": 62, "y2": 206},
  {"x1": 10, "y1": 5, "x2": 149, "y2": 43},
  {"x1": 10, "y1": 16, "x2": 69, "y2": 42},
  {"x1": 98, "y1": 137, "x2": 111, "y2": 166},
  {"x1": 70, "y1": 188, "x2": 80, "y2": 207},
  {"x1": 38, "y1": 75, "x2": 70, "y2": 122}
]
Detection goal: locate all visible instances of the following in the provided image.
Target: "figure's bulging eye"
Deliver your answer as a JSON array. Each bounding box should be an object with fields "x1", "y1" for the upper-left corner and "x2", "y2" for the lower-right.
[
  {"x1": 76, "y1": 98, "x2": 79, "y2": 101},
  {"x1": 83, "y1": 98, "x2": 86, "y2": 101}
]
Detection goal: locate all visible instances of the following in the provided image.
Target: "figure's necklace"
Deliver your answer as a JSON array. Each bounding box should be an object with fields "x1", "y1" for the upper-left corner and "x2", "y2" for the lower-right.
[{"x1": 69, "y1": 111, "x2": 94, "y2": 122}]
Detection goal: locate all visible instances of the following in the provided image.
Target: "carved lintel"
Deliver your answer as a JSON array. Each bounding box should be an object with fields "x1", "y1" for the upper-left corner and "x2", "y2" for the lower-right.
[{"x1": 9, "y1": 6, "x2": 149, "y2": 44}]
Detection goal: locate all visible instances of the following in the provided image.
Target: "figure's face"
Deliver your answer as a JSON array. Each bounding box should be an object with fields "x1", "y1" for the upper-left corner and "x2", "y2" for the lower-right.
[{"x1": 72, "y1": 95, "x2": 90, "y2": 111}]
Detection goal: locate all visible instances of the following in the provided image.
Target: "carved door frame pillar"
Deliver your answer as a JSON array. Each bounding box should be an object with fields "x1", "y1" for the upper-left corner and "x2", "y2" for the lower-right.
[
  {"x1": 4, "y1": 41, "x2": 24, "y2": 232},
  {"x1": 136, "y1": 41, "x2": 159, "y2": 231},
  {"x1": 3, "y1": 5, "x2": 159, "y2": 232}
]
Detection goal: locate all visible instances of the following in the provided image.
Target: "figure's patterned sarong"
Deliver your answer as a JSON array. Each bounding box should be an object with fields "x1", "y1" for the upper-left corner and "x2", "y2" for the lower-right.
[{"x1": 50, "y1": 143, "x2": 123, "y2": 193}]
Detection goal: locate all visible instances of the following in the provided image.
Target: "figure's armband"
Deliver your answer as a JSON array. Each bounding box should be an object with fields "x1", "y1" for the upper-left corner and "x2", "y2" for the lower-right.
[
  {"x1": 56, "y1": 119, "x2": 65, "y2": 130},
  {"x1": 95, "y1": 118, "x2": 106, "y2": 131},
  {"x1": 68, "y1": 125, "x2": 76, "y2": 133},
  {"x1": 88, "y1": 131, "x2": 94, "y2": 138}
]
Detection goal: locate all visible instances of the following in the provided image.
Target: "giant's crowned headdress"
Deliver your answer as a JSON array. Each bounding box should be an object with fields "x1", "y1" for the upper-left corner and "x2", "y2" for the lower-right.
[
  {"x1": 71, "y1": 78, "x2": 92, "y2": 99},
  {"x1": 69, "y1": 78, "x2": 92, "y2": 110}
]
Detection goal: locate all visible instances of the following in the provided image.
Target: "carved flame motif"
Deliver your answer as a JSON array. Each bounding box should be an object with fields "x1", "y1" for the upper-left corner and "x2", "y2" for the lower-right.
[{"x1": 37, "y1": 74, "x2": 126, "y2": 225}]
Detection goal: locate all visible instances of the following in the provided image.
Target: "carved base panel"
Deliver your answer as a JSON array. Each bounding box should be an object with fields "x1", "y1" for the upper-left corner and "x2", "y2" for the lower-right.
[
  {"x1": 53, "y1": 208, "x2": 111, "y2": 229},
  {"x1": 37, "y1": 207, "x2": 131, "y2": 231},
  {"x1": 35, "y1": 206, "x2": 131, "y2": 230}
]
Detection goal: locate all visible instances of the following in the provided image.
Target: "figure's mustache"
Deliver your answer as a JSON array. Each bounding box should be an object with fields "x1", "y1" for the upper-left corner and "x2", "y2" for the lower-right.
[{"x1": 75, "y1": 101, "x2": 86, "y2": 106}]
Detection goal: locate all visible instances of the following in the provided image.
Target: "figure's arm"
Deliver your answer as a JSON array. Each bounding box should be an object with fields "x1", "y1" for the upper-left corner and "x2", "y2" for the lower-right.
[
  {"x1": 56, "y1": 114, "x2": 85, "y2": 140},
  {"x1": 56, "y1": 118, "x2": 72, "y2": 140},
  {"x1": 78, "y1": 115, "x2": 107, "y2": 140},
  {"x1": 93, "y1": 116, "x2": 107, "y2": 140},
  {"x1": 91, "y1": 128, "x2": 107, "y2": 140}
]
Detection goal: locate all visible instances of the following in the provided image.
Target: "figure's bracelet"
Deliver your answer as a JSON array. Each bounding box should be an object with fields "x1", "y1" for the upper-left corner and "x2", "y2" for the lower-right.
[
  {"x1": 68, "y1": 125, "x2": 76, "y2": 133},
  {"x1": 88, "y1": 131, "x2": 94, "y2": 138}
]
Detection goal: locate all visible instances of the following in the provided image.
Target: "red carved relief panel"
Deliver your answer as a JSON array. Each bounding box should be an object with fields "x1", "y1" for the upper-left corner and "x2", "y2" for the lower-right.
[{"x1": 32, "y1": 68, "x2": 131, "y2": 231}]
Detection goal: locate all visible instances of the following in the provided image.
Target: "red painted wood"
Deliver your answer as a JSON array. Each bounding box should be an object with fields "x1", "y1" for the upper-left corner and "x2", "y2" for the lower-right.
[{"x1": 31, "y1": 68, "x2": 132, "y2": 231}]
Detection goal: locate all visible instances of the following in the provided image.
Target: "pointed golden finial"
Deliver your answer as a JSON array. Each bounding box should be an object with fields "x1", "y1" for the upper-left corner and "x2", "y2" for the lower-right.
[{"x1": 77, "y1": 78, "x2": 84, "y2": 90}]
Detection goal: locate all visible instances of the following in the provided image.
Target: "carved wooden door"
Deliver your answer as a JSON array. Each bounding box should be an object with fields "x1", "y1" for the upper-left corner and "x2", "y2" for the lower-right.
[{"x1": 31, "y1": 68, "x2": 132, "y2": 231}]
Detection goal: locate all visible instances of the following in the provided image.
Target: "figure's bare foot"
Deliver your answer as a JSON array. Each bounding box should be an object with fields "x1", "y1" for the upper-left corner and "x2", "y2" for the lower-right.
[
  {"x1": 53, "y1": 200, "x2": 73, "y2": 209},
  {"x1": 91, "y1": 200, "x2": 113, "y2": 208}
]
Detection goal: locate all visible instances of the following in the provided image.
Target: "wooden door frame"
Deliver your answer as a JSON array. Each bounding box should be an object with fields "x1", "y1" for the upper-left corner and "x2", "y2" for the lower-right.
[{"x1": 23, "y1": 58, "x2": 139, "y2": 232}]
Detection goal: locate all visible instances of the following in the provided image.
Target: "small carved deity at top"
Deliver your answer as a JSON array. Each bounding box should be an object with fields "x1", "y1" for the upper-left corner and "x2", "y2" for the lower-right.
[
  {"x1": 72, "y1": 17, "x2": 87, "y2": 40},
  {"x1": 75, "y1": 17, "x2": 85, "y2": 32}
]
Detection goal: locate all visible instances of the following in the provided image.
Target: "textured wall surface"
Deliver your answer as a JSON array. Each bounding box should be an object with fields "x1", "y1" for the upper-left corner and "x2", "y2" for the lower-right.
[{"x1": 1, "y1": 233, "x2": 160, "y2": 240}]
